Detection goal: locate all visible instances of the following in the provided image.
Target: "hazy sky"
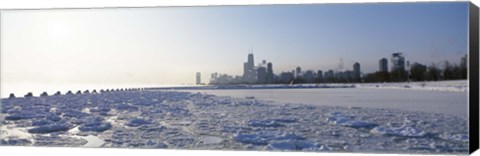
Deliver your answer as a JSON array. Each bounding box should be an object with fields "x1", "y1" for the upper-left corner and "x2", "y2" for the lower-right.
[{"x1": 1, "y1": 2, "x2": 469, "y2": 86}]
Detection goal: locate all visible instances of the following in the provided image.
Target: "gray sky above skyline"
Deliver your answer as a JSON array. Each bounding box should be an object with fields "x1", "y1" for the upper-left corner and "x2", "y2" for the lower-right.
[{"x1": 1, "y1": 2, "x2": 469, "y2": 85}]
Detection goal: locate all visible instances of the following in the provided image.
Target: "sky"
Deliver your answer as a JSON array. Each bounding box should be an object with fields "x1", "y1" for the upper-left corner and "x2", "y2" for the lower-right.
[{"x1": 0, "y1": 2, "x2": 469, "y2": 87}]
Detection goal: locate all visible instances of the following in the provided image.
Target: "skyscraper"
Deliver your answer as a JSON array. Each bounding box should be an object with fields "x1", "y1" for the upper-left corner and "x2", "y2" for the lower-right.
[
  {"x1": 280, "y1": 72, "x2": 294, "y2": 83},
  {"x1": 243, "y1": 52, "x2": 256, "y2": 83},
  {"x1": 257, "y1": 66, "x2": 267, "y2": 83},
  {"x1": 353, "y1": 62, "x2": 361, "y2": 81},
  {"x1": 304, "y1": 70, "x2": 315, "y2": 83},
  {"x1": 267, "y1": 62, "x2": 274, "y2": 83},
  {"x1": 296, "y1": 66, "x2": 302, "y2": 78},
  {"x1": 248, "y1": 53, "x2": 254, "y2": 67},
  {"x1": 379, "y1": 58, "x2": 388, "y2": 72},
  {"x1": 317, "y1": 70, "x2": 323, "y2": 82},
  {"x1": 325, "y1": 70, "x2": 334, "y2": 82},
  {"x1": 391, "y1": 53, "x2": 406, "y2": 72},
  {"x1": 196, "y1": 72, "x2": 201, "y2": 85}
]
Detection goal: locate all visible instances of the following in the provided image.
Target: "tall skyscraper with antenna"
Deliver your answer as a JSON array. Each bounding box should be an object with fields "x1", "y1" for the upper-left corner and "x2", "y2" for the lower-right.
[{"x1": 243, "y1": 49, "x2": 256, "y2": 83}]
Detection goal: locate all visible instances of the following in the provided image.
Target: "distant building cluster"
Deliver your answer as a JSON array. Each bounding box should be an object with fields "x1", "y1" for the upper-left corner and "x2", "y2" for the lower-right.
[
  {"x1": 365, "y1": 53, "x2": 467, "y2": 82},
  {"x1": 208, "y1": 52, "x2": 363, "y2": 85},
  {"x1": 201, "y1": 50, "x2": 468, "y2": 85}
]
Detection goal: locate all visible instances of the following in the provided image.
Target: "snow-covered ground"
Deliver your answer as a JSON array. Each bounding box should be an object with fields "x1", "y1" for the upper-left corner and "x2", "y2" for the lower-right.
[
  {"x1": 185, "y1": 87, "x2": 467, "y2": 117},
  {"x1": 0, "y1": 88, "x2": 468, "y2": 154}
]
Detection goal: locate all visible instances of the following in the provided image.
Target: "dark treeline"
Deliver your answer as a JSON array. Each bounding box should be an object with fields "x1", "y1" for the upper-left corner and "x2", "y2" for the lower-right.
[{"x1": 363, "y1": 60, "x2": 467, "y2": 83}]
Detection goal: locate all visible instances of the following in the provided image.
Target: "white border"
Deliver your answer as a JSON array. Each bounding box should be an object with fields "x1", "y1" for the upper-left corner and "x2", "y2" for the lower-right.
[
  {"x1": 0, "y1": 0, "x2": 475, "y2": 10},
  {"x1": 0, "y1": 0, "x2": 478, "y2": 156}
]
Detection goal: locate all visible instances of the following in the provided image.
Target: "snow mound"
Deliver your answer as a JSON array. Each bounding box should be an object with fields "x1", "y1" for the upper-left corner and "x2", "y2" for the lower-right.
[{"x1": 370, "y1": 126, "x2": 426, "y2": 137}]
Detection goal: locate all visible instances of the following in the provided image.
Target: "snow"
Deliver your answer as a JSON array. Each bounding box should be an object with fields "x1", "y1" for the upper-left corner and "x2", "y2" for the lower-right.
[
  {"x1": 185, "y1": 87, "x2": 467, "y2": 117},
  {"x1": 78, "y1": 135, "x2": 105, "y2": 147},
  {"x1": 0, "y1": 85, "x2": 469, "y2": 154}
]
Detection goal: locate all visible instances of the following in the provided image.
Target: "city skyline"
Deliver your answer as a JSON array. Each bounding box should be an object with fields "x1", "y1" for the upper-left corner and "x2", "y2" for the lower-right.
[
  {"x1": 208, "y1": 51, "x2": 467, "y2": 85},
  {"x1": 1, "y1": 2, "x2": 469, "y2": 86}
]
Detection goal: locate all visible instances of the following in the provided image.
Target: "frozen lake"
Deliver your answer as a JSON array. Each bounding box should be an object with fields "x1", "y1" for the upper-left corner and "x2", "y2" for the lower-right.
[
  {"x1": 1, "y1": 89, "x2": 468, "y2": 153},
  {"x1": 185, "y1": 88, "x2": 468, "y2": 117}
]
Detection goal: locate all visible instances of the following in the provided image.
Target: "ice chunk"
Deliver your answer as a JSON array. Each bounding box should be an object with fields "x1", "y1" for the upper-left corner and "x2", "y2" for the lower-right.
[
  {"x1": 247, "y1": 119, "x2": 284, "y2": 127},
  {"x1": 370, "y1": 126, "x2": 426, "y2": 137},
  {"x1": 234, "y1": 131, "x2": 306, "y2": 146},
  {"x1": 28, "y1": 123, "x2": 72, "y2": 134},
  {"x1": 326, "y1": 112, "x2": 377, "y2": 129},
  {"x1": 126, "y1": 118, "x2": 152, "y2": 127},
  {"x1": 265, "y1": 140, "x2": 319, "y2": 151},
  {"x1": 1, "y1": 138, "x2": 32, "y2": 145},
  {"x1": 233, "y1": 133, "x2": 269, "y2": 145},
  {"x1": 46, "y1": 115, "x2": 62, "y2": 122},
  {"x1": 200, "y1": 136, "x2": 223, "y2": 145},
  {"x1": 115, "y1": 104, "x2": 138, "y2": 111},
  {"x1": 265, "y1": 141, "x2": 296, "y2": 150},
  {"x1": 79, "y1": 121, "x2": 112, "y2": 132},
  {"x1": 221, "y1": 125, "x2": 251, "y2": 133},
  {"x1": 32, "y1": 119, "x2": 53, "y2": 126},
  {"x1": 245, "y1": 96, "x2": 255, "y2": 99},
  {"x1": 62, "y1": 110, "x2": 90, "y2": 118},
  {"x1": 5, "y1": 112, "x2": 41, "y2": 120},
  {"x1": 440, "y1": 133, "x2": 469, "y2": 143}
]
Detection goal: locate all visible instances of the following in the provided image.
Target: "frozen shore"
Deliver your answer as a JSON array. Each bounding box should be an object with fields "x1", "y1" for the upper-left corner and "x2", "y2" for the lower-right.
[
  {"x1": 354, "y1": 80, "x2": 468, "y2": 92},
  {"x1": 148, "y1": 80, "x2": 468, "y2": 93},
  {"x1": 0, "y1": 89, "x2": 468, "y2": 154}
]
